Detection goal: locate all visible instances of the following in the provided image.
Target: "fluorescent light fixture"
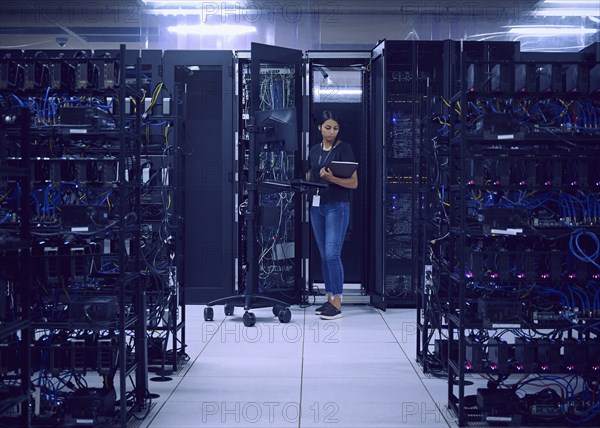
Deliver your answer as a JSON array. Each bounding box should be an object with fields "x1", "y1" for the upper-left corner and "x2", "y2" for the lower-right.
[
  {"x1": 143, "y1": 0, "x2": 239, "y2": 4},
  {"x1": 148, "y1": 9, "x2": 204, "y2": 15},
  {"x1": 148, "y1": 8, "x2": 241, "y2": 16},
  {"x1": 520, "y1": 44, "x2": 589, "y2": 52},
  {"x1": 535, "y1": 8, "x2": 600, "y2": 16},
  {"x1": 317, "y1": 88, "x2": 363, "y2": 96},
  {"x1": 145, "y1": 0, "x2": 243, "y2": 15},
  {"x1": 544, "y1": 0, "x2": 600, "y2": 4},
  {"x1": 506, "y1": 26, "x2": 598, "y2": 36},
  {"x1": 538, "y1": 0, "x2": 600, "y2": 17},
  {"x1": 167, "y1": 24, "x2": 256, "y2": 36}
]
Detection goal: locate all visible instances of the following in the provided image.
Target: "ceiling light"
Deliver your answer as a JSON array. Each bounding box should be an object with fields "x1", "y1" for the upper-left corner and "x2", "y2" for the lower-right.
[
  {"x1": 167, "y1": 24, "x2": 257, "y2": 36},
  {"x1": 317, "y1": 88, "x2": 362, "y2": 95},
  {"x1": 148, "y1": 8, "x2": 241, "y2": 16},
  {"x1": 506, "y1": 26, "x2": 598, "y2": 36},
  {"x1": 148, "y1": 9, "x2": 204, "y2": 16},
  {"x1": 145, "y1": 0, "x2": 243, "y2": 16},
  {"x1": 143, "y1": 0, "x2": 238, "y2": 4},
  {"x1": 543, "y1": 1, "x2": 600, "y2": 4},
  {"x1": 534, "y1": 8, "x2": 600, "y2": 17}
]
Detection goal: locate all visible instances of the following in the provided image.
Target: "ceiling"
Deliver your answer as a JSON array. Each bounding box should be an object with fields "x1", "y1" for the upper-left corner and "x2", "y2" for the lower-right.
[{"x1": 0, "y1": 0, "x2": 598, "y2": 52}]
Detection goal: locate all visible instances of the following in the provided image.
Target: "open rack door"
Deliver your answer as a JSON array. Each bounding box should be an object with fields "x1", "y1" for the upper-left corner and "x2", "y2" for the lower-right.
[
  {"x1": 368, "y1": 40, "x2": 387, "y2": 310},
  {"x1": 250, "y1": 43, "x2": 303, "y2": 113},
  {"x1": 241, "y1": 42, "x2": 304, "y2": 304}
]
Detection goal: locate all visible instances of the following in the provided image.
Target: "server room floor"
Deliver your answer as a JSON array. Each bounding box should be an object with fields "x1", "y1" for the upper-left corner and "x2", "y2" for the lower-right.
[{"x1": 139, "y1": 304, "x2": 456, "y2": 428}]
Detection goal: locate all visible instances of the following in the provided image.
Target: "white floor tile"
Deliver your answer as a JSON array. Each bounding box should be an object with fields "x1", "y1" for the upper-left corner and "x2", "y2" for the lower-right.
[
  {"x1": 302, "y1": 357, "x2": 416, "y2": 379},
  {"x1": 168, "y1": 375, "x2": 301, "y2": 402},
  {"x1": 303, "y1": 325, "x2": 399, "y2": 344},
  {"x1": 299, "y1": 401, "x2": 451, "y2": 427},
  {"x1": 184, "y1": 356, "x2": 303, "y2": 378},
  {"x1": 200, "y1": 337, "x2": 304, "y2": 358},
  {"x1": 303, "y1": 340, "x2": 406, "y2": 359},
  {"x1": 146, "y1": 400, "x2": 299, "y2": 428},
  {"x1": 301, "y1": 377, "x2": 434, "y2": 404}
]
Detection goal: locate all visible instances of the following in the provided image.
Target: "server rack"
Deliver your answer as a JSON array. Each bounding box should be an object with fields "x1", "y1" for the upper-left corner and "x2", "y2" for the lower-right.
[
  {"x1": 0, "y1": 107, "x2": 32, "y2": 427},
  {"x1": 441, "y1": 41, "x2": 600, "y2": 426},
  {"x1": 414, "y1": 41, "x2": 452, "y2": 374},
  {"x1": 0, "y1": 44, "x2": 149, "y2": 427},
  {"x1": 163, "y1": 50, "x2": 236, "y2": 306},
  {"x1": 135, "y1": 51, "x2": 187, "y2": 378},
  {"x1": 370, "y1": 39, "x2": 416, "y2": 309},
  {"x1": 370, "y1": 40, "x2": 446, "y2": 310}
]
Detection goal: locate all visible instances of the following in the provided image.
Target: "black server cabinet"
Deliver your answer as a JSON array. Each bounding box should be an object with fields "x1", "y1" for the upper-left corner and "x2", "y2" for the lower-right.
[
  {"x1": 163, "y1": 51, "x2": 235, "y2": 305},
  {"x1": 369, "y1": 40, "x2": 446, "y2": 309}
]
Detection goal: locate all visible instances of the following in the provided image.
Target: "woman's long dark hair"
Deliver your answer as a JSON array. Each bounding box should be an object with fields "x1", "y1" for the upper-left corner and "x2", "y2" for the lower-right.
[
  {"x1": 317, "y1": 110, "x2": 342, "y2": 127},
  {"x1": 316, "y1": 110, "x2": 342, "y2": 143}
]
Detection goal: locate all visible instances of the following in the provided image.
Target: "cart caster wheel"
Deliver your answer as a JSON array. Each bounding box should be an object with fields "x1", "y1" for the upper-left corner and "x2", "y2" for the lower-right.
[
  {"x1": 243, "y1": 312, "x2": 256, "y2": 327},
  {"x1": 224, "y1": 304, "x2": 235, "y2": 316},
  {"x1": 278, "y1": 308, "x2": 291, "y2": 323},
  {"x1": 272, "y1": 304, "x2": 284, "y2": 317},
  {"x1": 204, "y1": 307, "x2": 214, "y2": 321}
]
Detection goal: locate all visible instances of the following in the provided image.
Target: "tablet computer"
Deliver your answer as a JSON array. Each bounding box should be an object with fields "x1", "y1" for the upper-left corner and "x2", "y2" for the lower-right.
[{"x1": 327, "y1": 161, "x2": 358, "y2": 178}]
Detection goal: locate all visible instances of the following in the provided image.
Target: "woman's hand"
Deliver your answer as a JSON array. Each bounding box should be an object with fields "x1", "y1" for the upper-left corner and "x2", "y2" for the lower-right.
[{"x1": 319, "y1": 167, "x2": 334, "y2": 181}]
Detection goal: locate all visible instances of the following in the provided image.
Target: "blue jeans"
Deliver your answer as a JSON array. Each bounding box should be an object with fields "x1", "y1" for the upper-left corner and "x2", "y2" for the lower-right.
[{"x1": 310, "y1": 201, "x2": 350, "y2": 297}]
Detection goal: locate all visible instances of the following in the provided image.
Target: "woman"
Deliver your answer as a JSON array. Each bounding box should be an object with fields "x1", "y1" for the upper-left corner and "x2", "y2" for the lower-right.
[{"x1": 306, "y1": 111, "x2": 358, "y2": 320}]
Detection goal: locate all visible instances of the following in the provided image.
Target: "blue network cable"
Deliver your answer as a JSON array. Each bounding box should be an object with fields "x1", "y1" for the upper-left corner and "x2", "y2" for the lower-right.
[{"x1": 569, "y1": 229, "x2": 600, "y2": 270}]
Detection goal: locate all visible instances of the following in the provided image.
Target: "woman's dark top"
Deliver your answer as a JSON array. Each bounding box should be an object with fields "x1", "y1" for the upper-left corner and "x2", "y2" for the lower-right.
[{"x1": 308, "y1": 141, "x2": 355, "y2": 204}]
